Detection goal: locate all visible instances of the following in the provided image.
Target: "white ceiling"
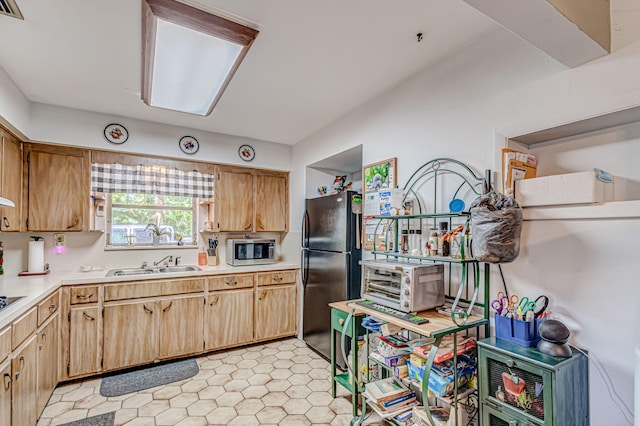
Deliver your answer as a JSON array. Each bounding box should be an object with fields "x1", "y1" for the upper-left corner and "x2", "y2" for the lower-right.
[{"x1": 0, "y1": 1, "x2": 499, "y2": 145}]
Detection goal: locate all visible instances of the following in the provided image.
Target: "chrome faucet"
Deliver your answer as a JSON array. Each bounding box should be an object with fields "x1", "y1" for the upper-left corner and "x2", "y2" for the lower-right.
[
  {"x1": 175, "y1": 256, "x2": 181, "y2": 266},
  {"x1": 153, "y1": 255, "x2": 173, "y2": 266}
]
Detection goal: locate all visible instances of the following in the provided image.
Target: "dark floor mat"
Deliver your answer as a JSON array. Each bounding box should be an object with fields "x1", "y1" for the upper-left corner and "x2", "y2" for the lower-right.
[
  {"x1": 60, "y1": 411, "x2": 115, "y2": 426},
  {"x1": 99, "y1": 358, "x2": 199, "y2": 397}
]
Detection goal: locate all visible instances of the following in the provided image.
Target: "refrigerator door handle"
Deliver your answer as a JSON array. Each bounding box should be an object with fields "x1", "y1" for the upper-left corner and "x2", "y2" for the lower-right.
[
  {"x1": 301, "y1": 249, "x2": 309, "y2": 288},
  {"x1": 302, "y1": 210, "x2": 310, "y2": 248}
]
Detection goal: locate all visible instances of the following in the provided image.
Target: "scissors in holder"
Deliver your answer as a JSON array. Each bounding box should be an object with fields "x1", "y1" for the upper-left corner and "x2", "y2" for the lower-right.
[
  {"x1": 491, "y1": 296, "x2": 509, "y2": 316},
  {"x1": 534, "y1": 295, "x2": 550, "y2": 318},
  {"x1": 507, "y1": 294, "x2": 520, "y2": 310},
  {"x1": 519, "y1": 301, "x2": 536, "y2": 321}
]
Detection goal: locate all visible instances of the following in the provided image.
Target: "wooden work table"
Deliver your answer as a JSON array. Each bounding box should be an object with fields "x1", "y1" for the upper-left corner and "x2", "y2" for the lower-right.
[{"x1": 336, "y1": 299, "x2": 487, "y2": 338}]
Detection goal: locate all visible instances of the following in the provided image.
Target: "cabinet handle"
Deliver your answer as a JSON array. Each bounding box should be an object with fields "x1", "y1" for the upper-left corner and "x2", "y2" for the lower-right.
[
  {"x1": 67, "y1": 218, "x2": 79, "y2": 229},
  {"x1": 83, "y1": 312, "x2": 95, "y2": 321},
  {"x1": 226, "y1": 281, "x2": 237, "y2": 286},
  {"x1": 39, "y1": 331, "x2": 47, "y2": 349},
  {"x1": 338, "y1": 319, "x2": 345, "y2": 326},
  {"x1": 162, "y1": 301, "x2": 173, "y2": 312},
  {"x1": 258, "y1": 291, "x2": 266, "y2": 300},
  {"x1": 209, "y1": 295, "x2": 219, "y2": 306},
  {"x1": 76, "y1": 293, "x2": 93, "y2": 300},
  {"x1": 3, "y1": 373, "x2": 11, "y2": 390},
  {"x1": 143, "y1": 305, "x2": 153, "y2": 314},
  {"x1": 3, "y1": 217, "x2": 9, "y2": 228},
  {"x1": 273, "y1": 275, "x2": 283, "y2": 282},
  {"x1": 15, "y1": 356, "x2": 25, "y2": 378},
  {"x1": 49, "y1": 303, "x2": 57, "y2": 311},
  {"x1": 244, "y1": 223, "x2": 252, "y2": 230}
]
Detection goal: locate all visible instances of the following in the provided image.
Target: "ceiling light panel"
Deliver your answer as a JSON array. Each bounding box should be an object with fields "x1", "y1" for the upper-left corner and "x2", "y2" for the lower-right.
[{"x1": 142, "y1": 0, "x2": 258, "y2": 116}]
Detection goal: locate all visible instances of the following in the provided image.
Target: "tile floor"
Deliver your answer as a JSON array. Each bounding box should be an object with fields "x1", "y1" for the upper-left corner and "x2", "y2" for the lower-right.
[{"x1": 38, "y1": 338, "x2": 384, "y2": 425}]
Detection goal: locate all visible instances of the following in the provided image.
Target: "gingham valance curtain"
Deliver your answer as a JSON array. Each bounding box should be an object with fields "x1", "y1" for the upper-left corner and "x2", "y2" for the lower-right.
[{"x1": 91, "y1": 163, "x2": 214, "y2": 198}]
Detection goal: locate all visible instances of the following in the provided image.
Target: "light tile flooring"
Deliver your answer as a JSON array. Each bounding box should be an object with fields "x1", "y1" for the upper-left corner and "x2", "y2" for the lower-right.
[{"x1": 39, "y1": 338, "x2": 384, "y2": 425}]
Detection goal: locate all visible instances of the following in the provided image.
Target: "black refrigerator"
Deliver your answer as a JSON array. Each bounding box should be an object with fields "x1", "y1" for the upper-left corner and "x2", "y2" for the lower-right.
[{"x1": 301, "y1": 191, "x2": 361, "y2": 368}]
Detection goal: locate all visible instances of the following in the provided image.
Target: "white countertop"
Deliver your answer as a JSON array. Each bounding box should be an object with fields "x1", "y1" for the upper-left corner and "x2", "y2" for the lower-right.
[{"x1": 0, "y1": 262, "x2": 299, "y2": 329}]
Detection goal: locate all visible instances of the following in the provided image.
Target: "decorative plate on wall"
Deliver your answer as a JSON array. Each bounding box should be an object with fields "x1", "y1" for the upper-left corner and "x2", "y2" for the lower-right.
[
  {"x1": 179, "y1": 136, "x2": 199, "y2": 154},
  {"x1": 104, "y1": 123, "x2": 129, "y2": 144},
  {"x1": 238, "y1": 144, "x2": 255, "y2": 161}
]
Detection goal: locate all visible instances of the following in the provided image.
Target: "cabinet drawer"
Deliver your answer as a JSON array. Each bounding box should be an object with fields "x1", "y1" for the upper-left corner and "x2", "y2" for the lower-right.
[
  {"x1": 38, "y1": 290, "x2": 59, "y2": 326},
  {"x1": 70, "y1": 286, "x2": 99, "y2": 304},
  {"x1": 209, "y1": 274, "x2": 254, "y2": 291},
  {"x1": 331, "y1": 309, "x2": 366, "y2": 338},
  {"x1": 256, "y1": 270, "x2": 297, "y2": 286},
  {"x1": 104, "y1": 278, "x2": 205, "y2": 301},
  {"x1": 0, "y1": 326, "x2": 10, "y2": 363},
  {"x1": 12, "y1": 307, "x2": 37, "y2": 350}
]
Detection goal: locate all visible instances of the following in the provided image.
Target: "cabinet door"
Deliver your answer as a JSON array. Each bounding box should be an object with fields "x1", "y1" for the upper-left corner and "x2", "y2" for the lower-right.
[
  {"x1": 1, "y1": 133, "x2": 22, "y2": 232},
  {"x1": 37, "y1": 313, "x2": 59, "y2": 415},
  {"x1": 206, "y1": 289, "x2": 253, "y2": 350},
  {"x1": 255, "y1": 284, "x2": 297, "y2": 341},
  {"x1": 68, "y1": 306, "x2": 100, "y2": 377},
  {"x1": 0, "y1": 360, "x2": 11, "y2": 426},
  {"x1": 255, "y1": 173, "x2": 288, "y2": 232},
  {"x1": 104, "y1": 301, "x2": 158, "y2": 370},
  {"x1": 216, "y1": 168, "x2": 254, "y2": 232},
  {"x1": 158, "y1": 296, "x2": 203, "y2": 360},
  {"x1": 26, "y1": 144, "x2": 89, "y2": 231},
  {"x1": 12, "y1": 334, "x2": 37, "y2": 426}
]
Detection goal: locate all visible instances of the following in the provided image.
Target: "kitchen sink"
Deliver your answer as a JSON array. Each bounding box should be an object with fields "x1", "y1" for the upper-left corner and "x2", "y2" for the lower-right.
[
  {"x1": 157, "y1": 265, "x2": 201, "y2": 273},
  {"x1": 105, "y1": 265, "x2": 201, "y2": 277}
]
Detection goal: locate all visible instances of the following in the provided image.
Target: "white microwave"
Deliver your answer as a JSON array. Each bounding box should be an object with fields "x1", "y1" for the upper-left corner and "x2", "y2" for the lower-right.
[{"x1": 226, "y1": 239, "x2": 276, "y2": 266}]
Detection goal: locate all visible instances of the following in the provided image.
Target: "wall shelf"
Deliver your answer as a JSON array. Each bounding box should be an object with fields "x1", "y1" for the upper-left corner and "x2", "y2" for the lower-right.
[{"x1": 522, "y1": 199, "x2": 640, "y2": 221}]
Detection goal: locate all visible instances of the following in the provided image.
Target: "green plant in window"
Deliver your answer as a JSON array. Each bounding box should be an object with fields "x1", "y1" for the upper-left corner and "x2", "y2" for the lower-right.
[{"x1": 145, "y1": 223, "x2": 169, "y2": 236}]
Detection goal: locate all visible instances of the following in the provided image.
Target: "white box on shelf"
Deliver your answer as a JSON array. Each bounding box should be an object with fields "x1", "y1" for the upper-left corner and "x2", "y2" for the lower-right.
[
  {"x1": 515, "y1": 170, "x2": 614, "y2": 207},
  {"x1": 378, "y1": 188, "x2": 404, "y2": 216}
]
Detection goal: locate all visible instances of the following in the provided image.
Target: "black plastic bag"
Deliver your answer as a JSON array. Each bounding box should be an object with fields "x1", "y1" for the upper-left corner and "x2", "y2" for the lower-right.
[{"x1": 470, "y1": 192, "x2": 523, "y2": 263}]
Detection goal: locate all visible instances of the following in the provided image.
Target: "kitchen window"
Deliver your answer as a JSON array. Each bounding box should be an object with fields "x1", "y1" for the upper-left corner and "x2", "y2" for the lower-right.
[
  {"x1": 106, "y1": 193, "x2": 196, "y2": 247},
  {"x1": 91, "y1": 160, "x2": 215, "y2": 248}
]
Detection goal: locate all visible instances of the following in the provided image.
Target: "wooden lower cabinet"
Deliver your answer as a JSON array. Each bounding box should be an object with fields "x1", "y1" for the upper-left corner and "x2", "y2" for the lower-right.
[
  {"x1": 12, "y1": 334, "x2": 37, "y2": 426},
  {"x1": 0, "y1": 359, "x2": 11, "y2": 426},
  {"x1": 159, "y1": 296, "x2": 204, "y2": 360},
  {"x1": 103, "y1": 301, "x2": 158, "y2": 370},
  {"x1": 68, "y1": 306, "x2": 100, "y2": 377},
  {"x1": 37, "y1": 313, "x2": 58, "y2": 415},
  {"x1": 255, "y1": 284, "x2": 297, "y2": 341},
  {"x1": 206, "y1": 289, "x2": 254, "y2": 350}
]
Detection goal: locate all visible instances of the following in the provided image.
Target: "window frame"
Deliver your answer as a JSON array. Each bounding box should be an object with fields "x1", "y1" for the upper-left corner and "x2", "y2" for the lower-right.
[{"x1": 105, "y1": 193, "x2": 198, "y2": 248}]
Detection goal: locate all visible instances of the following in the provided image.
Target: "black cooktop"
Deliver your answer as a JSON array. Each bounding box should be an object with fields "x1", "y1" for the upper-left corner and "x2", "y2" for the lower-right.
[{"x1": 0, "y1": 296, "x2": 25, "y2": 312}]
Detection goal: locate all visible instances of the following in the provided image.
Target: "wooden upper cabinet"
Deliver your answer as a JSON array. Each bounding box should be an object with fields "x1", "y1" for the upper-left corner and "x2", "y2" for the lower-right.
[
  {"x1": 0, "y1": 131, "x2": 23, "y2": 232},
  {"x1": 24, "y1": 143, "x2": 89, "y2": 231},
  {"x1": 215, "y1": 166, "x2": 289, "y2": 232},
  {"x1": 216, "y1": 167, "x2": 254, "y2": 232},
  {"x1": 256, "y1": 172, "x2": 288, "y2": 232}
]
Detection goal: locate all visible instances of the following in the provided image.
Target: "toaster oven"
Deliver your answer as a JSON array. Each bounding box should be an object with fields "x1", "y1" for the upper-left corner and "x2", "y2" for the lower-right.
[{"x1": 360, "y1": 259, "x2": 444, "y2": 313}]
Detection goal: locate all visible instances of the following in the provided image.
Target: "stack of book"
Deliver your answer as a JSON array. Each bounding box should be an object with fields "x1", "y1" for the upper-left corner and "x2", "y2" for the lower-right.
[{"x1": 364, "y1": 377, "x2": 417, "y2": 418}]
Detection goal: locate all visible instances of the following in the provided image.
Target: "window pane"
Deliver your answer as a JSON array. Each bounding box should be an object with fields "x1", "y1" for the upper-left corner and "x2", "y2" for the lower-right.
[
  {"x1": 111, "y1": 193, "x2": 192, "y2": 208},
  {"x1": 110, "y1": 204, "x2": 193, "y2": 245}
]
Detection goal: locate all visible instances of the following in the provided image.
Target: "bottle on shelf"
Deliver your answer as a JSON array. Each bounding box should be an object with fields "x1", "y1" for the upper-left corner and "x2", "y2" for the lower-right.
[
  {"x1": 438, "y1": 222, "x2": 450, "y2": 257},
  {"x1": 427, "y1": 228, "x2": 438, "y2": 256}
]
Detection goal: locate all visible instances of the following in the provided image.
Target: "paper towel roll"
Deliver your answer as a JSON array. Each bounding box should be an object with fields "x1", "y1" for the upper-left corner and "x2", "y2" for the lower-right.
[{"x1": 28, "y1": 240, "x2": 45, "y2": 273}]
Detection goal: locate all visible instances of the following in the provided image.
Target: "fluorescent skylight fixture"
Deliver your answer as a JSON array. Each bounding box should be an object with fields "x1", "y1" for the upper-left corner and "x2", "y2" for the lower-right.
[{"x1": 142, "y1": 0, "x2": 258, "y2": 116}]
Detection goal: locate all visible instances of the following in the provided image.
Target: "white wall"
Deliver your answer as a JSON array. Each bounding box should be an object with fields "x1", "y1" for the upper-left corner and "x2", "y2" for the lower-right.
[
  {"x1": 29, "y1": 103, "x2": 291, "y2": 171},
  {"x1": 292, "y1": 26, "x2": 640, "y2": 425},
  {"x1": 0, "y1": 65, "x2": 30, "y2": 137}
]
